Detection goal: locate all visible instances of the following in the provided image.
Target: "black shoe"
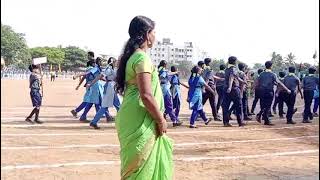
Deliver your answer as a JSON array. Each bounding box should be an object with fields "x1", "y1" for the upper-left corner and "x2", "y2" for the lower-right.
[
  {"x1": 90, "y1": 123, "x2": 100, "y2": 129},
  {"x1": 264, "y1": 122, "x2": 274, "y2": 126},
  {"x1": 34, "y1": 119, "x2": 43, "y2": 124},
  {"x1": 106, "y1": 116, "x2": 115, "y2": 122},
  {"x1": 79, "y1": 119, "x2": 90, "y2": 123},
  {"x1": 250, "y1": 112, "x2": 256, "y2": 115},
  {"x1": 279, "y1": 115, "x2": 284, "y2": 119},
  {"x1": 287, "y1": 121, "x2": 296, "y2": 124},
  {"x1": 272, "y1": 109, "x2": 277, "y2": 114},
  {"x1": 189, "y1": 125, "x2": 198, "y2": 128},
  {"x1": 224, "y1": 123, "x2": 232, "y2": 127},
  {"x1": 302, "y1": 120, "x2": 312, "y2": 123},
  {"x1": 173, "y1": 121, "x2": 183, "y2": 127},
  {"x1": 256, "y1": 115, "x2": 261, "y2": 123},
  {"x1": 248, "y1": 112, "x2": 255, "y2": 116},
  {"x1": 70, "y1": 110, "x2": 77, "y2": 118},
  {"x1": 244, "y1": 116, "x2": 252, "y2": 121},
  {"x1": 214, "y1": 116, "x2": 222, "y2": 121},
  {"x1": 313, "y1": 113, "x2": 319, "y2": 117},
  {"x1": 228, "y1": 116, "x2": 233, "y2": 120},
  {"x1": 268, "y1": 114, "x2": 274, "y2": 117},
  {"x1": 239, "y1": 122, "x2": 246, "y2": 127},
  {"x1": 25, "y1": 117, "x2": 34, "y2": 124},
  {"x1": 205, "y1": 118, "x2": 212, "y2": 125}
]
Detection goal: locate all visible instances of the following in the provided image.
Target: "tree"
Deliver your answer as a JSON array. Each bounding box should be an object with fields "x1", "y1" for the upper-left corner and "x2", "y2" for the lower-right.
[
  {"x1": 63, "y1": 46, "x2": 87, "y2": 69},
  {"x1": 1, "y1": 23, "x2": 31, "y2": 67},
  {"x1": 253, "y1": 63, "x2": 264, "y2": 70},
  {"x1": 270, "y1": 51, "x2": 285, "y2": 73},
  {"x1": 30, "y1": 47, "x2": 65, "y2": 67},
  {"x1": 284, "y1": 52, "x2": 296, "y2": 67}
]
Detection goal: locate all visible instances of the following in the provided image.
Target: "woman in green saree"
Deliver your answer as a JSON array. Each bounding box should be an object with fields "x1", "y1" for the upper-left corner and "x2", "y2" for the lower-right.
[{"x1": 115, "y1": 16, "x2": 173, "y2": 180}]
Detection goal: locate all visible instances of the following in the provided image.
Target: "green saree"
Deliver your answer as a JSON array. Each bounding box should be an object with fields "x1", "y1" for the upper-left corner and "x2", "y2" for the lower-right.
[{"x1": 115, "y1": 51, "x2": 173, "y2": 180}]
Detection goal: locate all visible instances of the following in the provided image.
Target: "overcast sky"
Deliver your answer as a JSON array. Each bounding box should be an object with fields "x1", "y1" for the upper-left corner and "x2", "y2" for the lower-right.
[{"x1": 1, "y1": 0, "x2": 319, "y2": 66}]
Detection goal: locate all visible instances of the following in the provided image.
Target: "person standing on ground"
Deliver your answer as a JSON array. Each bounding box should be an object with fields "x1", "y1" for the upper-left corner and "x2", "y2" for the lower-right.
[
  {"x1": 256, "y1": 61, "x2": 291, "y2": 126},
  {"x1": 275, "y1": 71, "x2": 287, "y2": 118},
  {"x1": 115, "y1": 16, "x2": 173, "y2": 179},
  {"x1": 250, "y1": 68, "x2": 263, "y2": 115},
  {"x1": 238, "y1": 63, "x2": 252, "y2": 121},
  {"x1": 313, "y1": 86, "x2": 319, "y2": 117},
  {"x1": 215, "y1": 64, "x2": 226, "y2": 113},
  {"x1": 25, "y1": 64, "x2": 43, "y2": 124},
  {"x1": 282, "y1": 66, "x2": 303, "y2": 124},
  {"x1": 302, "y1": 67, "x2": 319, "y2": 123}
]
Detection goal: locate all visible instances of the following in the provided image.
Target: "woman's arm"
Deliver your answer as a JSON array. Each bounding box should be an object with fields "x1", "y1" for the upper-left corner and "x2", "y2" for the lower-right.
[
  {"x1": 76, "y1": 76, "x2": 86, "y2": 90},
  {"x1": 204, "y1": 83, "x2": 215, "y2": 94},
  {"x1": 180, "y1": 82, "x2": 189, "y2": 89},
  {"x1": 73, "y1": 71, "x2": 90, "y2": 79},
  {"x1": 86, "y1": 74, "x2": 103, "y2": 88},
  {"x1": 137, "y1": 73, "x2": 167, "y2": 136}
]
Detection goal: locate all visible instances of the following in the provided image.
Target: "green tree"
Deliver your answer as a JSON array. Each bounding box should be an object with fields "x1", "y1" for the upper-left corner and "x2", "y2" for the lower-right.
[
  {"x1": 253, "y1": 63, "x2": 264, "y2": 70},
  {"x1": 1, "y1": 23, "x2": 31, "y2": 67},
  {"x1": 30, "y1": 46, "x2": 65, "y2": 65},
  {"x1": 270, "y1": 51, "x2": 285, "y2": 73},
  {"x1": 62, "y1": 46, "x2": 87, "y2": 69},
  {"x1": 284, "y1": 52, "x2": 296, "y2": 67}
]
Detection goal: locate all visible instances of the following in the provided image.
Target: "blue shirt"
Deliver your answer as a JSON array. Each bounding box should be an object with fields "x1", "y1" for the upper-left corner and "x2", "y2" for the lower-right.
[
  {"x1": 224, "y1": 66, "x2": 240, "y2": 88},
  {"x1": 215, "y1": 71, "x2": 225, "y2": 87},
  {"x1": 302, "y1": 75, "x2": 319, "y2": 91},
  {"x1": 29, "y1": 73, "x2": 41, "y2": 90},
  {"x1": 284, "y1": 75, "x2": 300, "y2": 91},
  {"x1": 258, "y1": 71, "x2": 278, "y2": 90}
]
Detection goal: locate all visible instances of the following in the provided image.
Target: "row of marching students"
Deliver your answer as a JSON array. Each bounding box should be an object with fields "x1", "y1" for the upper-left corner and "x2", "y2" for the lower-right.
[{"x1": 70, "y1": 51, "x2": 120, "y2": 129}]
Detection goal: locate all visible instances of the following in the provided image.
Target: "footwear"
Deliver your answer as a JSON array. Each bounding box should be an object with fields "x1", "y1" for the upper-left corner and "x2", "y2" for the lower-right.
[
  {"x1": 106, "y1": 116, "x2": 115, "y2": 122},
  {"x1": 248, "y1": 112, "x2": 255, "y2": 116},
  {"x1": 268, "y1": 114, "x2": 274, "y2": 117},
  {"x1": 256, "y1": 115, "x2": 261, "y2": 123},
  {"x1": 272, "y1": 109, "x2": 277, "y2": 114},
  {"x1": 224, "y1": 123, "x2": 232, "y2": 127},
  {"x1": 214, "y1": 116, "x2": 222, "y2": 121},
  {"x1": 90, "y1": 123, "x2": 100, "y2": 129},
  {"x1": 173, "y1": 121, "x2": 183, "y2": 127},
  {"x1": 264, "y1": 122, "x2": 274, "y2": 126},
  {"x1": 34, "y1": 119, "x2": 43, "y2": 124},
  {"x1": 189, "y1": 125, "x2": 198, "y2": 128},
  {"x1": 244, "y1": 116, "x2": 252, "y2": 121},
  {"x1": 79, "y1": 119, "x2": 90, "y2": 123},
  {"x1": 239, "y1": 123, "x2": 246, "y2": 127},
  {"x1": 205, "y1": 118, "x2": 212, "y2": 125},
  {"x1": 293, "y1": 108, "x2": 298, "y2": 114},
  {"x1": 25, "y1": 117, "x2": 34, "y2": 124},
  {"x1": 313, "y1": 113, "x2": 319, "y2": 117},
  {"x1": 302, "y1": 120, "x2": 312, "y2": 123},
  {"x1": 70, "y1": 110, "x2": 77, "y2": 118},
  {"x1": 228, "y1": 115, "x2": 233, "y2": 120},
  {"x1": 250, "y1": 112, "x2": 256, "y2": 115},
  {"x1": 287, "y1": 121, "x2": 296, "y2": 124}
]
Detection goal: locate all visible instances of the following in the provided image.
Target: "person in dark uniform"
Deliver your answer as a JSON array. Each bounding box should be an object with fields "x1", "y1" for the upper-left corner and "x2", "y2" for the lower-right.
[
  {"x1": 222, "y1": 56, "x2": 246, "y2": 127},
  {"x1": 282, "y1": 67, "x2": 303, "y2": 124},
  {"x1": 302, "y1": 67, "x2": 319, "y2": 123},
  {"x1": 215, "y1": 64, "x2": 226, "y2": 113},
  {"x1": 250, "y1": 68, "x2": 263, "y2": 115},
  {"x1": 275, "y1": 71, "x2": 287, "y2": 118},
  {"x1": 25, "y1": 64, "x2": 43, "y2": 124},
  {"x1": 238, "y1": 63, "x2": 252, "y2": 120},
  {"x1": 202, "y1": 58, "x2": 223, "y2": 121},
  {"x1": 256, "y1": 61, "x2": 291, "y2": 125}
]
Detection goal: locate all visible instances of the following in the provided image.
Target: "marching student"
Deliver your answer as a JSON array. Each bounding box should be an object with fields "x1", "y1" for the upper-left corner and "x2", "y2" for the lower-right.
[
  {"x1": 202, "y1": 58, "x2": 223, "y2": 121},
  {"x1": 188, "y1": 66, "x2": 214, "y2": 128},
  {"x1": 238, "y1": 63, "x2": 252, "y2": 120},
  {"x1": 282, "y1": 67, "x2": 303, "y2": 124},
  {"x1": 313, "y1": 86, "x2": 319, "y2": 117},
  {"x1": 256, "y1": 61, "x2": 291, "y2": 125},
  {"x1": 25, "y1": 64, "x2": 43, "y2": 124},
  {"x1": 158, "y1": 60, "x2": 182, "y2": 127},
  {"x1": 250, "y1": 68, "x2": 263, "y2": 114},
  {"x1": 222, "y1": 56, "x2": 246, "y2": 127},
  {"x1": 274, "y1": 71, "x2": 287, "y2": 118},
  {"x1": 302, "y1": 67, "x2": 319, "y2": 123},
  {"x1": 170, "y1": 66, "x2": 189, "y2": 121},
  {"x1": 87, "y1": 57, "x2": 120, "y2": 129},
  {"x1": 215, "y1": 64, "x2": 226, "y2": 113}
]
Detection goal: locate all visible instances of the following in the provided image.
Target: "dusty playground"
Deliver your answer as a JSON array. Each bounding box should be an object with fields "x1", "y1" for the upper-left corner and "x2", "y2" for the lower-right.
[{"x1": 1, "y1": 78, "x2": 319, "y2": 180}]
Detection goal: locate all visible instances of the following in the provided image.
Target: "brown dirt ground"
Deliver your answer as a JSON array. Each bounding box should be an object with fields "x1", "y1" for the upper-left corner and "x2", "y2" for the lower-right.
[{"x1": 1, "y1": 78, "x2": 319, "y2": 180}]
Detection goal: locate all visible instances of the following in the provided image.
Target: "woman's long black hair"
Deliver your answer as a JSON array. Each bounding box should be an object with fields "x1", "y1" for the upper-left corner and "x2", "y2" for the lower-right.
[
  {"x1": 116, "y1": 16, "x2": 155, "y2": 94},
  {"x1": 158, "y1": 60, "x2": 167, "y2": 69}
]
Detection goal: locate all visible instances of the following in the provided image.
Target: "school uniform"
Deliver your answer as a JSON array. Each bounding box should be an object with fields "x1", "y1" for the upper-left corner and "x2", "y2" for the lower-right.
[
  {"x1": 275, "y1": 77, "x2": 286, "y2": 117},
  {"x1": 188, "y1": 74, "x2": 210, "y2": 126},
  {"x1": 238, "y1": 70, "x2": 249, "y2": 119},
  {"x1": 283, "y1": 73, "x2": 300, "y2": 123},
  {"x1": 215, "y1": 70, "x2": 225, "y2": 112},
  {"x1": 170, "y1": 74, "x2": 182, "y2": 119},
  {"x1": 256, "y1": 70, "x2": 278, "y2": 125},
  {"x1": 222, "y1": 65, "x2": 244, "y2": 126},
  {"x1": 302, "y1": 74, "x2": 319, "y2": 122},
  {"x1": 159, "y1": 67, "x2": 178, "y2": 124},
  {"x1": 90, "y1": 65, "x2": 121, "y2": 126},
  {"x1": 29, "y1": 73, "x2": 42, "y2": 107},
  {"x1": 313, "y1": 87, "x2": 319, "y2": 115},
  {"x1": 251, "y1": 76, "x2": 261, "y2": 113},
  {"x1": 202, "y1": 66, "x2": 219, "y2": 120}
]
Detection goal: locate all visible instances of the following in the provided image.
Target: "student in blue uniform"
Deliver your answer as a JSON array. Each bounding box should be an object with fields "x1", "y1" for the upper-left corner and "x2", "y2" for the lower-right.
[
  {"x1": 313, "y1": 86, "x2": 319, "y2": 117},
  {"x1": 73, "y1": 57, "x2": 104, "y2": 122},
  {"x1": 188, "y1": 66, "x2": 215, "y2": 128},
  {"x1": 70, "y1": 51, "x2": 97, "y2": 118},
  {"x1": 202, "y1": 58, "x2": 223, "y2": 121},
  {"x1": 238, "y1": 63, "x2": 252, "y2": 120},
  {"x1": 170, "y1": 66, "x2": 189, "y2": 120},
  {"x1": 282, "y1": 67, "x2": 303, "y2": 124},
  {"x1": 222, "y1": 56, "x2": 247, "y2": 127},
  {"x1": 25, "y1": 64, "x2": 43, "y2": 124},
  {"x1": 158, "y1": 60, "x2": 182, "y2": 127},
  {"x1": 256, "y1": 61, "x2": 291, "y2": 125},
  {"x1": 215, "y1": 64, "x2": 226, "y2": 113},
  {"x1": 250, "y1": 68, "x2": 263, "y2": 114},
  {"x1": 302, "y1": 67, "x2": 319, "y2": 123},
  {"x1": 87, "y1": 57, "x2": 120, "y2": 129}
]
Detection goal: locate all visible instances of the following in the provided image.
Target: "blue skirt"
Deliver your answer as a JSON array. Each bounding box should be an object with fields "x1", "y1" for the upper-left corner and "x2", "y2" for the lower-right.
[{"x1": 30, "y1": 90, "x2": 42, "y2": 107}]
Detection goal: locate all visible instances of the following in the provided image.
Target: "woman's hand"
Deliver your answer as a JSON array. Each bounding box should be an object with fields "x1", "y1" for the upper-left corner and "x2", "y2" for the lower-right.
[{"x1": 156, "y1": 118, "x2": 167, "y2": 136}]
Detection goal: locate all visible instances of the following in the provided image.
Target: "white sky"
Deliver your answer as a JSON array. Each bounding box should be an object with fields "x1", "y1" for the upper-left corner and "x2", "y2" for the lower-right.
[{"x1": 1, "y1": 0, "x2": 319, "y2": 66}]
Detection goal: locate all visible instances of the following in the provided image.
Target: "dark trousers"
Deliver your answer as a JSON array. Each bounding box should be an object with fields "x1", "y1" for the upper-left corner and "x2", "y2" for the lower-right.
[
  {"x1": 216, "y1": 86, "x2": 224, "y2": 112},
  {"x1": 314, "y1": 97, "x2": 319, "y2": 113},
  {"x1": 283, "y1": 91, "x2": 296, "y2": 122},
  {"x1": 202, "y1": 90, "x2": 218, "y2": 119},
  {"x1": 277, "y1": 92, "x2": 286, "y2": 116},
  {"x1": 303, "y1": 90, "x2": 314, "y2": 120},
  {"x1": 251, "y1": 89, "x2": 261, "y2": 113},
  {"x1": 258, "y1": 89, "x2": 274, "y2": 123},
  {"x1": 222, "y1": 87, "x2": 243, "y2": 125},
  {"x1": 242, "y1": 90, "x2": 248, "y2": 118},
  {"x1": 272, "y1": 96, "x2": 279, "y2": 111}
]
